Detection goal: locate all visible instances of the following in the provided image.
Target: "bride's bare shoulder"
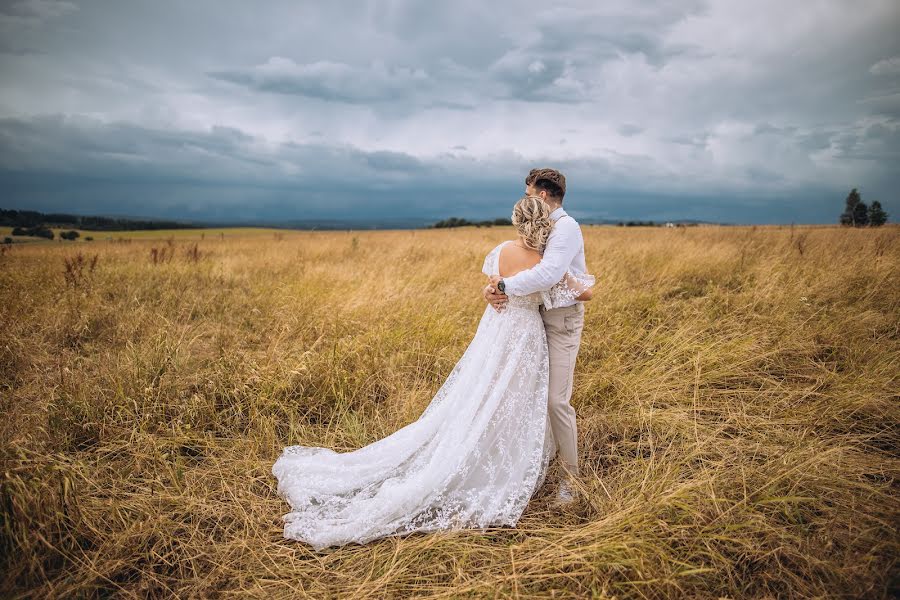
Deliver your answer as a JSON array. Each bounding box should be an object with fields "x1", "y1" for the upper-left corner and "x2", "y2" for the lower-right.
[
  {"x1": 499, "y1": 241, "x2": 541, "y2": 277},
  {"x1": 500, "y1": 240, "x2": 540, "y2": 257}
]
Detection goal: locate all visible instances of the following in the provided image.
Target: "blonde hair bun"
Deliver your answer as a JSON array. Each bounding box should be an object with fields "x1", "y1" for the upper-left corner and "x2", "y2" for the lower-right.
[{"x1": 511, "y1": 195, "x2": 553, "y2": 253}]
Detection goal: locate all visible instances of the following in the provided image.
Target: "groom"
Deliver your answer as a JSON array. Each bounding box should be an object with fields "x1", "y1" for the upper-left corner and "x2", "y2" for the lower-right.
[{"x1": 483, "y1": 168, "x2": 587, "y2": 504}]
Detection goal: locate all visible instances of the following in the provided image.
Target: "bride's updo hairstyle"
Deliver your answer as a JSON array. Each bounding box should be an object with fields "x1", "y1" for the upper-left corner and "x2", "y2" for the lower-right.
[{"x1": 512, "y1": 195, "x2": 553, "y2": 253}]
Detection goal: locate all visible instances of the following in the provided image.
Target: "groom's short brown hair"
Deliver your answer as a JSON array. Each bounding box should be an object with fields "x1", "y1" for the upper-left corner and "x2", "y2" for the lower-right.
[{"x1": 526, "y1": 168, "x2": 566, "y2": 201}]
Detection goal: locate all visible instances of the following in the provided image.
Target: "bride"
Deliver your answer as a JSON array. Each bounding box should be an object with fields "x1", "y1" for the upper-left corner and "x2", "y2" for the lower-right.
[{"x1": 272, "y1": 195, "x2": 595, "y2": 550}]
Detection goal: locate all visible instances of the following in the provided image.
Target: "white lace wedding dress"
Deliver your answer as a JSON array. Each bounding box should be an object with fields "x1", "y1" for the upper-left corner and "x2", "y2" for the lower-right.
[{"x1": 272, "y1": 241, "x2": 591, "y2": 550}]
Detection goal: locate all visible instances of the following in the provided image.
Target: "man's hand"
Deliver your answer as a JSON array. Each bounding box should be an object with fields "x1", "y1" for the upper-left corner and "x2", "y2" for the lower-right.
[{"x1": 483, "y1": 276, "x2": 508, "y2": 312}]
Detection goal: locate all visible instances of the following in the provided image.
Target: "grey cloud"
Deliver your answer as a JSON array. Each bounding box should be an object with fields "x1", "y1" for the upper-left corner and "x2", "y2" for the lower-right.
[
  {"x1": 361, "y1": 150, "x2": 425, "y2": 173},
  {"x1": 203, "y1": 1, "x2": 712, "y2": 108},
  {"x1": 0, "y1": 115, "x2": 265, "y2": 178},
  {"x1": 832, "y1": 121, "x2": 900, "y2": 161},
  {"x1": 665, "y1": 133, "x2": 711, "y2": 148},
  {"x1": 859, "y1": 93, "x2": 900, "y2": 119},
  {"x1": 753, "y1": 123, "x2": 799, "y2": 136},
  {"x1": 618, "y1": 124, "x2": 644, "y2": 136},
  {"x1": 0, "y1": 114, "x2": 444, "y2": 192},
  {"x1": 795, "y1": 130, "x2": 835, "y2": 151},
  {"x1": 0, "y1": 0, "x2": 78, "y2": 53},
  {"x1": 869, "y1": 56, "x2": 900, "y2": 76},
  {"x1": 532, "y1": 3, "x2": 707, "y2": 64},
  {"x1": 209, "y1": 57, "x2": 431, "y2": 104},
  {"x1": 481, "y1": 4, "x2": 709, "y2": 103},
  {"x1": 743, "y1": 165, "x2": 786, "y2": 184},
  {"x1": 0, "y1": 114, "x2": 546, "y2": 191},
  {"x1": 0, "y1": 0, "x2": 78, "y2": 21},
  {"x1": 486, "y1": 53, "x2": 596, "y2": 104}
]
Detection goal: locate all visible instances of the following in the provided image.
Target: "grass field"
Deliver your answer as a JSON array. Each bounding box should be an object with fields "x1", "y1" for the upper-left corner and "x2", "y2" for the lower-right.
[{"x1": 1, "y1": 224, "x2": 898, "y2": 598}]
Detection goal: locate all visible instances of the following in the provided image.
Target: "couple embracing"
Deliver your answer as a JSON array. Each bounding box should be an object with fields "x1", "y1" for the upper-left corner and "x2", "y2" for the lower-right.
[{"x1": 272, "y1": 168, "x2": 595, "y2": 551}]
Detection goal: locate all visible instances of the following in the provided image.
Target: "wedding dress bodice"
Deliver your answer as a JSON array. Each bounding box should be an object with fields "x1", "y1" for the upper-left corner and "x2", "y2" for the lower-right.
[{"x1": 505, "y1": 290, "x2": 544, "y2": 310}]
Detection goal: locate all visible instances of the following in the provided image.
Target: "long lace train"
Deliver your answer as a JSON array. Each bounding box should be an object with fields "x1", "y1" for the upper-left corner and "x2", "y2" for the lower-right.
[{"x1": 271, "y1": 242, "x2": 558, "y2": 550}]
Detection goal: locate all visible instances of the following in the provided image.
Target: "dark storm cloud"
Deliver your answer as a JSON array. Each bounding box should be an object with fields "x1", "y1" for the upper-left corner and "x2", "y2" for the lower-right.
[
  {"x1": 1, "y1": 0, "x2": 899, "y2": 224},
  {"x1": 0, "y1": 112, "x2": 859, "y2": 225},
  {"x1": 0, "y1": 115, "x2": 440, "y2": 188}
]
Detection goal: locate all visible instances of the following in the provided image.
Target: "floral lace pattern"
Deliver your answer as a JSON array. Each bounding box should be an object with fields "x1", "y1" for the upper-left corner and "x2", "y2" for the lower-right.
[
  {"x1": 542, "y1": 270, "x2": 596, "y2": 309},
  {"x1": 271, "y1": 242, "x2": 556, "y2": 550}
]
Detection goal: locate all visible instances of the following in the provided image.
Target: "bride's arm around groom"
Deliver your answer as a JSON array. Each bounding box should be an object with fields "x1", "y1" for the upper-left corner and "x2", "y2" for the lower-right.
[
  {"x1": 484, "y1": 208, "x2": 589, "y2": 310},
  {"x1": 503, "y1": 214, "x2": 584, "y2": 295}
]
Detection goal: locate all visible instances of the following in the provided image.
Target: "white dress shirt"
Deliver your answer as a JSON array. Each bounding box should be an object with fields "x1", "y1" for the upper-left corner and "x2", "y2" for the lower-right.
[{"x1": 503, "y1": 207, "x2": 587, "y2": 308}]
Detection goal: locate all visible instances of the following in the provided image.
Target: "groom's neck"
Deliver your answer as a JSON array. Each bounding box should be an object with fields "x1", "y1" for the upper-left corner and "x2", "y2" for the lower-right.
[{"x1": 546, "y1": 201, "x2": 563, "y2": 212}]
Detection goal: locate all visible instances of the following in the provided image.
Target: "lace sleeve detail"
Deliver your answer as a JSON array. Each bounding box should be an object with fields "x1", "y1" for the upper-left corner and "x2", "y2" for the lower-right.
[
  {"x1": 544, "y1": 270, "x2": 596, "y2": 309},
  {"x1": 481, "y1": 242, "x2": 505, "y2": 277}
]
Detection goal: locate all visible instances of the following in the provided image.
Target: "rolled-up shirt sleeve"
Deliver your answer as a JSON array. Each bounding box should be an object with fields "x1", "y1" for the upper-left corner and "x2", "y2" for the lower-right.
[{"x1": 503, "y1": 219, "x2": 583, "y2": 296}]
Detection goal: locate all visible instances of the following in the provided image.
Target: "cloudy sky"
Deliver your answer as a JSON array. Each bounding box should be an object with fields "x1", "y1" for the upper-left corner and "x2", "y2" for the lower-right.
[{"x1": 1, "y1": 0, "x2": 898, "y2": 225}]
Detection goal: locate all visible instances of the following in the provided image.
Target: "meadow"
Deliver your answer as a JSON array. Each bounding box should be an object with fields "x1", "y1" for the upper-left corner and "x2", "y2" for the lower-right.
[{"x1": 1, "y1": 224, "x2": 898, "y2": 598}]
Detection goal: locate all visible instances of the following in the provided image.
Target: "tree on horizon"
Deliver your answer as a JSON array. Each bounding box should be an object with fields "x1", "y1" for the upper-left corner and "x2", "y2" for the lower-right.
[
  {"x1": 840, "y1": 188, "x2": 863, "y2": 226},
  {"x1": 867, "y1": 200, "x2": 888, "y2": 227}
]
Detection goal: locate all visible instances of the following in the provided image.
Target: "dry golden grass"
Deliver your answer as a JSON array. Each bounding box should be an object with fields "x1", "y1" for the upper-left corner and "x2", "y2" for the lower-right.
[{"x1": 1, "y1": 224, "x2": 898, "y2": 599}]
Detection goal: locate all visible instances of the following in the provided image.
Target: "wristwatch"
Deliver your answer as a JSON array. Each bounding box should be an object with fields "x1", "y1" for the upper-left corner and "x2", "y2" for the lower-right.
[{"x1": 497, "y1": 279, "x2": 506, "y2": 294}]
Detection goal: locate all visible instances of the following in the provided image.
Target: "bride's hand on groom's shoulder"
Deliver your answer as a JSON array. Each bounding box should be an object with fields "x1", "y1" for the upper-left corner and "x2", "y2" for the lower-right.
[{"x1": 483, "y1": 278, "x2": 508, "y2": 312}]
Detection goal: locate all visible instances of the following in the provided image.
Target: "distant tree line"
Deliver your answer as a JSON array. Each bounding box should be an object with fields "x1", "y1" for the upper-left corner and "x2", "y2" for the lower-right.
[
  {"x1": 9, "y1": 226, "x2": 83, "y2": 241},
  {"x1": 1, "y1": 208, "x2": 200, "y2": 231},
  {"x1": 431, "y1": 217, "x2": 513, "y2": 228},
  {"x1": 431, "y1": 217, "x2": 697, "y2": 228},
  {"x1": 11, "y1": 226, "x2": 54, "y2": 239},
  {"x1": 617, "y1": 220, "x2": 658, "y2": 227},
  {"x1": 840, "y1": 189, "x2": 888, "y2": 227}
]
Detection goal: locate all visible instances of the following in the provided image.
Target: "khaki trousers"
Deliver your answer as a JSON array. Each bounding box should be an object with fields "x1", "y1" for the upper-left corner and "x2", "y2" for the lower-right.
[{"x1": 539, "y1": 301, "x2": 585, "y2": 476}]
